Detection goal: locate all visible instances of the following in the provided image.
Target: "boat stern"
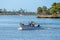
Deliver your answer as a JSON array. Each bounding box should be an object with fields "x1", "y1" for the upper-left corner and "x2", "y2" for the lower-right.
[{"x1": 18, "y1": 27, "x2": 23, "y2": 30}]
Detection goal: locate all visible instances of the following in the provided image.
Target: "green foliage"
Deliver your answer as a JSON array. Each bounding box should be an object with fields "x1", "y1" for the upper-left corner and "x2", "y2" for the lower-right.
[
  {"x1": 37, "y1": 7, "x2": 42, "y2": 14},
  {"x1": 37, "y1": 6, "x2": 47, "y2": 14},
  {"x1": 49, "y1": 2, "x2": 60, "y2": 14},
  {"x1": 37, "y1": 2, "x2": 60, "y2": 15},
  {"x1": 50, "y1": 7, "x2": 55, "y2": 13},
  {"x1": 42, "y1": 6, "x2": 47, "y2": 11}
]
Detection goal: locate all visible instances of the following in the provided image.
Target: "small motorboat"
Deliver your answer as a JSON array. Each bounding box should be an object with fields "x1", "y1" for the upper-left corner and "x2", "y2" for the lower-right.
[{"x1": 18, "y1": 23, "x2": 41, "y2": 30}]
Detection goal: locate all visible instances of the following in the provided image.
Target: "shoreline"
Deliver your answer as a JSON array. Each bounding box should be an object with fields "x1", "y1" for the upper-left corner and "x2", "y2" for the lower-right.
[
  {"x1": 0, "y1": 14, "x2": 60, "y2": 18},
  {"x1": 37, "y1": 15, "x2": 60, "y2": 18}
]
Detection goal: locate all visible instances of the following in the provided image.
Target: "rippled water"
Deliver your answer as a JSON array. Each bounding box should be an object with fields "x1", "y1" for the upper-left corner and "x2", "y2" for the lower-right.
[{"x1": 0, "y1": 15, "x2": 60, "y2": 40}]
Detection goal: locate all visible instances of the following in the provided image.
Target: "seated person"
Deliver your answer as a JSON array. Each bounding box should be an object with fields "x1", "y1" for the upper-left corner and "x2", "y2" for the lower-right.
[{"x1": 29, "y1": 21, "x2": 35, "y2": 26}]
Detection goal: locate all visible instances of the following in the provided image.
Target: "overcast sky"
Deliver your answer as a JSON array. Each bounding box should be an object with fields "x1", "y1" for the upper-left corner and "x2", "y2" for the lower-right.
[{"x1": 0, "y1": 0, "x2": 60, "y2": 12}]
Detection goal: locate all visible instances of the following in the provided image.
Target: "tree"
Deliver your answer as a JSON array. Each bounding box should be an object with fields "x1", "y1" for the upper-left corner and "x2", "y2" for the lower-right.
[
  {"x1": 37, "y1": 7, "x2": 42, "y2": 14},
  {"x1": 42, "y1": 6, "x2": 47, "y2": 11},
  {"x1": 42, "y1": 6, "x2": 47, "y2": 14},
  {"x1": 52, "y1": 2, "x2": 56, "y2": 6},
  {"x1": 50, "y1": 7, "x2": 55, "y2": 13},
  {"x1": 49, "y1": 2, "x2": 60, "y2": 14}
]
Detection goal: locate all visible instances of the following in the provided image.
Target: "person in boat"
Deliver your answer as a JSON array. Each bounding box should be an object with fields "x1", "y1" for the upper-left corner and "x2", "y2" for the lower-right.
[{"x1": 29, "y1": 21, "x2": 36, "y2": 27}]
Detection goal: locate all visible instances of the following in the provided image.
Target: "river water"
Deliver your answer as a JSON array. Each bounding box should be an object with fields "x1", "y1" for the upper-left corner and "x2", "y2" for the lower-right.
[{"x1": 0, "y1": 15, "x2": 60, "y2": 40}]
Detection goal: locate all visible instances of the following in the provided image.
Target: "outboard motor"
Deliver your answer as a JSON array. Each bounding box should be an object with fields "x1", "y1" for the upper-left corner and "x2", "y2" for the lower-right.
[{"x1": 37, "y1": 24, "x2": 40, "y2": 27}]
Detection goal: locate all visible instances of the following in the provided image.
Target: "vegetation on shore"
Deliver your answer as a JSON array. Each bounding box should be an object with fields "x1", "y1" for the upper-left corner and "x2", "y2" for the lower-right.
[
  {"x1": 0, "y1": 2, "x2": 60, "y2": 17},
  {"x1": 0, "y1": 8, "x2": 36, "y2": 15},
  {"x1": 37, "y1": 2, "x2": 60, "y2": 18}
]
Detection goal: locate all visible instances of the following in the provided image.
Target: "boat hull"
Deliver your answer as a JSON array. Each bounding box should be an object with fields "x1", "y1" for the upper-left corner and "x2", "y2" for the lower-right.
[{"x1": 18, "y1": 24, "x2": 41, "y2": 30}]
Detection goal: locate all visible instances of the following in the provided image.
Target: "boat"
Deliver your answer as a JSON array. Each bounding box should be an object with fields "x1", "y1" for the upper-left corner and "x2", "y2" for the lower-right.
[
  {"x1": 18, "y1": 23, "x2": 41, "y2": 30},
  {"x1": 19, "y1": 14, "x2": 23, "y2": 16}
]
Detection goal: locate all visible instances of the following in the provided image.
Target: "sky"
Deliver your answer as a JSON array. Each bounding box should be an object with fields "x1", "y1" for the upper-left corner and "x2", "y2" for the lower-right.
[{"x1": 0, "y1": 0, "x2": 60, "y2": 12}]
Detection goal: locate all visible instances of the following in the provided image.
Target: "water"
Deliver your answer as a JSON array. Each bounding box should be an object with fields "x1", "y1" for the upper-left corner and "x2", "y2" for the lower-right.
[{"x1": 0, "y1": 15, "x2": 60, "y2": 40}]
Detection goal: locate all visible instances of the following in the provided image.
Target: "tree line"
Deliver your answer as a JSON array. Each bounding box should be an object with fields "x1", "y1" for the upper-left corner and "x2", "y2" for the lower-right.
[
  {"x1": 37, "y1": 2, "x2": 60, "y2": 15},
  {"x1": 0, "y1": 2, "x2": 60, "y2": 15},
  {"x1": 0, "y1": 8, "x2": 36, "y2": 15}
]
